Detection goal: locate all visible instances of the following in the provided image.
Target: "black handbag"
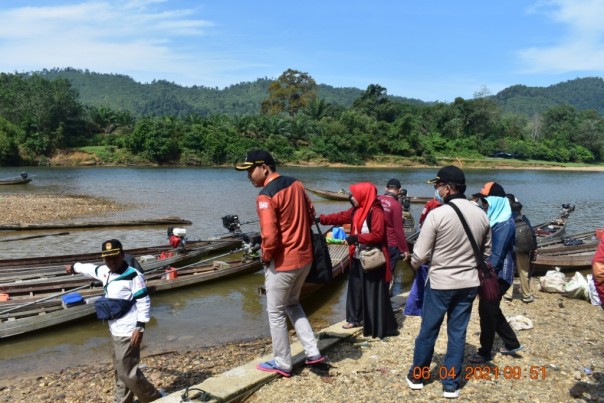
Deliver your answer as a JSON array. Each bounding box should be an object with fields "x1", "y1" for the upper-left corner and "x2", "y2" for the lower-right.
[
  {"x1": 304, "y1": 194, "x2": 333, "y2": 284},
  {"x1": 448, "y1": 202, "x2": 499, "y2": 302},
  {"x1": 95, "y1": 297, "x2": 135, "y2": 320}
]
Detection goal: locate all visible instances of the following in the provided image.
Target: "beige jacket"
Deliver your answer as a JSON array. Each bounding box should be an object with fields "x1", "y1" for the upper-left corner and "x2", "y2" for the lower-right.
[{"x1": 411, "y1": 198, "x2": 491, "y2": 290}]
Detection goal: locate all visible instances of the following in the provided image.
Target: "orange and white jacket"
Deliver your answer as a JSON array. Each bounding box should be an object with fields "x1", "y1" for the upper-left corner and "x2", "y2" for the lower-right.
[{"x1": 257, "y1": 172, "x2": 314, "y2": 271}]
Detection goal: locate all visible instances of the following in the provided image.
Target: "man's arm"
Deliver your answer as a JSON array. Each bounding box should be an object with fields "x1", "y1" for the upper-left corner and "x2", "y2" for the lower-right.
[{"x1": 257, "y1": 194, "x2": 279, "y2": 265}]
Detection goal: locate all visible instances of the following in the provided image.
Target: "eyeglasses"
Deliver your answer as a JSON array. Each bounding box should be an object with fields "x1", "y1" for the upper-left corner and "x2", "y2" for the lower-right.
[{"x1": 433, "y1": 182, "x2": 446, "y2": 189}]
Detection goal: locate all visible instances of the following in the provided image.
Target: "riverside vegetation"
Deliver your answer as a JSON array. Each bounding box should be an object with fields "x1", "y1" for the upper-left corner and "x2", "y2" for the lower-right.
[{"x1": 1, "y1": 69, "x2": 603, "y2": 168}]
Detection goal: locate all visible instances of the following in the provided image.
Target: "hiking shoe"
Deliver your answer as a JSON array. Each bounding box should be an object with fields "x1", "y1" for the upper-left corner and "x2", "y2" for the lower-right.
[
  {"x1": 256, "y1": 360, "x2": 292, "y2": 377},
  {"x1": 443, "y1": 388, "x2": 460, "y2": 399},
  {"x1": 468, "y1": 353, "x2": 492, "y2": 364},
  {"x1": 522, "y1": 295, "x2": 535, "y2": 303},
  {"x1": 406, "y1": 373, "x2": 424, "y2": 390},
  {"x1": 500, "y1": 345, "x2": 524, "y2": 355},
  {"x1": 503, "y1": 295, "x2": 513, "y2": 302},
  {"x1": 305, "y1": 355, "x2": 326, "y2": 365}
]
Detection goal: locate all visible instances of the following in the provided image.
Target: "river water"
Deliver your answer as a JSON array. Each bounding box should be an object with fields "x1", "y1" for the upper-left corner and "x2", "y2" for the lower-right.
[{"x1": 0, "y1": 166, "x2": 602, "y2": 380}]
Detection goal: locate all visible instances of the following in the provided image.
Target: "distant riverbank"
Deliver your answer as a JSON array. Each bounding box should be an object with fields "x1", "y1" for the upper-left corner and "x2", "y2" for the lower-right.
[{"x1": 44, "y1": 149, "x2": 604, "y2": 172}]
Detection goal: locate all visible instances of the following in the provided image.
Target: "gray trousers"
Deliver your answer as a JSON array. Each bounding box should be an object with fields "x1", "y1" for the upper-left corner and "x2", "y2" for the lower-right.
[
  {"x1": 264, "y1": 262, "x2": 320, "y2": 370},
  {"x1": 111, "y1": 335, "x2": 161, "y2": 403}
]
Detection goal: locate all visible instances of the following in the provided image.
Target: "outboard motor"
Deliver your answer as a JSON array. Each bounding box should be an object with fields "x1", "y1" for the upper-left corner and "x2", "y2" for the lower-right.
[{"x1": 222, "y1": 214, "x2": 242, "y2": 235}]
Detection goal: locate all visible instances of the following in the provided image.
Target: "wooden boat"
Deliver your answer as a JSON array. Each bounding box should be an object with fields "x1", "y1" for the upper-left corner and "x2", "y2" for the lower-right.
[
  {"x1": 306, "y1": 188, "x2": 432, "y2": 204},
  {"x1": 306, "y1": 188, "x2": 350, "y2": 201},
  {"x1": 0, "y1": 173, "x2": 32, "y2": 185},
  {"x1": 0, "y1": 238, "x2": 240, "y2": 271},
  {"x1": 536, "y1": 230, "x2": 599, "y2": 252},
  {"x1": 532, "y1": 242, "x2": 597, "y2": 274},
  {"x1": 0, "y1": 251, "x2": 262, "y2": 339},
  {"x1": 534, "y1": 203, "x2": 575, "y2": 243},
  {"x1": 0, "y1": 239, "x2": 241, "y2": 286}
]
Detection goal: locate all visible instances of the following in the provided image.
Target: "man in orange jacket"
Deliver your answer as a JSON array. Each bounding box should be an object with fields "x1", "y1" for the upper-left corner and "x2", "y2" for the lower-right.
[{"x1": 235, "y1": 150, "x2": 324, "y2": 377}]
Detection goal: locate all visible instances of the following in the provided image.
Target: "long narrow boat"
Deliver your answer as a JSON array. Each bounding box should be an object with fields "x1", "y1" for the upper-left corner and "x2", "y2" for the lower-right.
[
  {"x1": 0, "y1": 250, "x2": 262, "y2": 339},
  {"x1": 535, "y1": 230, "x2": 597, "y2": 251},
  {"x1": 0, "y1": 238, "x2": 240, "y2": 271},
  {"x1": 0, "y1": 239, "x2": 243, "y2": 292},
  {"x1": 532, "y1": 242, "x2": 597, "y2": 274},
  {"x1": 534, "y1": 203, "x2": 575, "y2": 243},
  {"x1": 306, "y1": 188, "x2": 432, "y2": 204},
  {"x1": 0, "y1": 174, "x2": 32, "y2": 185}
]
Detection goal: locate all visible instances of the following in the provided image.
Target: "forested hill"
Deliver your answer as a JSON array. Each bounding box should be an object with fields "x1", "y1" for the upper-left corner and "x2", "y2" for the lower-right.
[
  {"x1": 27, "y1": 69, "x2": 604, "y2": 117},
  {"x1": 495, "y1": 77, "x2": 604, "y2": 116},
  {"x1": 36, "y1": 68, "x2": 422, "y2": 117}
]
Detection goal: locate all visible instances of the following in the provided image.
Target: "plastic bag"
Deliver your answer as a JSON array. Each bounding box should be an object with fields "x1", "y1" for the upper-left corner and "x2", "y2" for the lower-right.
[
  {"x1": 563, "y1": 272, "x2": 589, "y2": 301},
  {"x1": 507, "y1": 315, "x2": 534, "y2": 331},
  {"x1": 539, "y1": 269, "x2": 567, "y2": 294},
  {"x1": 586, "y1": 274, "x2": 602, "y2": 305}
]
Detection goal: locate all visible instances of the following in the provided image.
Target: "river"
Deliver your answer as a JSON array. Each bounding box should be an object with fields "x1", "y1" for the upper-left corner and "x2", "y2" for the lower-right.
[{"x1": 0, "y1": 166, "x2": 602, "y2": 381}]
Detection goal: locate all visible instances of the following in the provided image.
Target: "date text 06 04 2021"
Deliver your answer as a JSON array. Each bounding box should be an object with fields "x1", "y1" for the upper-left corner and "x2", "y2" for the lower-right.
[{"x1": 412, "y1": 366, "x2": 547, "y2": 381}]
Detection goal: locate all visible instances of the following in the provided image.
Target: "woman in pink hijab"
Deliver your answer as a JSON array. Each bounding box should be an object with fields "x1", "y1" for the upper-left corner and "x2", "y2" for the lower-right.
[{"x1": 318, "y1": 182, "x2": 399, "y2": 339}]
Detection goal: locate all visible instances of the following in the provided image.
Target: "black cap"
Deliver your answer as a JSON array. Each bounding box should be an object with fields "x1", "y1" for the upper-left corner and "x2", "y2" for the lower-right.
[
  {"x1": 234, "y1": 150, "x2": 276, "y2": 171},
  {"x1": 386, "y1": 178, "x2": 401, "y2": 189},
  {"x1": 427, "y1": 166, "x2": 465, "y2": 185},
  {"x1": 101, "y1": 239, "x2": 123, "y2": 257},
  {"x1": 479, "y1": 182, "x2": 506, "y2": 197}
]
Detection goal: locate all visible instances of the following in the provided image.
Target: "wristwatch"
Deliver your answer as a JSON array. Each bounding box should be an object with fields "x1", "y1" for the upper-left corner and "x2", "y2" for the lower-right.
[{"x1": 135, "y1": 326, "x2": 144, "y2": 333}]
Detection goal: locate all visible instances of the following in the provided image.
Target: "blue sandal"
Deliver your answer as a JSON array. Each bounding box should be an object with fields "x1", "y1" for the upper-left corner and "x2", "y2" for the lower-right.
[{"x1": 256, "y1": 360, "x2": 292, "y2": 377}]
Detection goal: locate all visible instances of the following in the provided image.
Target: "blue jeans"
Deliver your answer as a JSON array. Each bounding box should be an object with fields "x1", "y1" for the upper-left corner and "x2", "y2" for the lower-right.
[{"x1": 408, "y1": 282, "x2": 478, "y2": 391}]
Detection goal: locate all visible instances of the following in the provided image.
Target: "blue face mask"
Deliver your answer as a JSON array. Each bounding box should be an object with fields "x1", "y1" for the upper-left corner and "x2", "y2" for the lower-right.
[{"x1": 434, "y1": 188, "x2": 444, "y2": 204}]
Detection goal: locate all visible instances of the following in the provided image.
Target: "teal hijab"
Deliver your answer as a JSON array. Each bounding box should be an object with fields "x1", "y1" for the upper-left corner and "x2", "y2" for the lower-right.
[{"x1": 485, "y1": 196, "x2": 511, "y2": 226}]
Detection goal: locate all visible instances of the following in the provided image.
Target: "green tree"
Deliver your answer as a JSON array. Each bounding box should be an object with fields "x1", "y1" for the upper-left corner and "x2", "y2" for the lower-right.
[{"x1": 261, "y1": 69, "x2": 317, "y2": 118}]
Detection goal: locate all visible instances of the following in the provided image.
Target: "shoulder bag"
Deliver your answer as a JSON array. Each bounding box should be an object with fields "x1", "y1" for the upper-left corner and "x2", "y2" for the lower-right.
[
  {"x1": 359, "y1": 246, "x2": 387, "y2": 271},
  {"x1": 304, "y1": 193, "x2": 334, "y2": 284},
  {"x1": 448, "y1": 202, "x2": 499, "y2": 302}
]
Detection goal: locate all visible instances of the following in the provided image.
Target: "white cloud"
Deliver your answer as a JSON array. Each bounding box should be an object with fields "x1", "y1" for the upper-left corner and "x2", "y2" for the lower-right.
[
  {"x1": 0, "y1": 1, "x2": 229, "y2": 85},
  {"x1": 519, "y1": 0, "x2": 604, "y2": 73}
]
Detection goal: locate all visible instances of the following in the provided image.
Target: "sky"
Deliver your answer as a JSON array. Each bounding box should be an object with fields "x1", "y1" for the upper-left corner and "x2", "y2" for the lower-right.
[{"x1": 0, "y1": 0, "x2": 603, "y2": 102}]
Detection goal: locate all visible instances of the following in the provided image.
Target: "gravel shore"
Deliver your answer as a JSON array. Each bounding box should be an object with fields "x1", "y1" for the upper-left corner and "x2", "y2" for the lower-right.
[
  {"x1": 0, "y1": 194, "x2": 602, "y2": 402},
  {"x1": 0, "y1": 286, "x2": 602, "y2": 402}
]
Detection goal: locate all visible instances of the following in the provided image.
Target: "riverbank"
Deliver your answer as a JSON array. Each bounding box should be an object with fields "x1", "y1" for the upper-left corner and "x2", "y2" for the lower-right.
[
  {"x1": 0, "y1": 287, "x2": 601, "y2": 402},
  {"x1": 46, "y1": 149, "x2": 604, "y2": 171}
]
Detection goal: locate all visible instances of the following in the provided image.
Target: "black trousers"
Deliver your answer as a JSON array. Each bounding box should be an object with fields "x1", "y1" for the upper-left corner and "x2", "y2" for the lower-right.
[{"x1": 477, "y1": 278, "x2": 521, "y2": 358}]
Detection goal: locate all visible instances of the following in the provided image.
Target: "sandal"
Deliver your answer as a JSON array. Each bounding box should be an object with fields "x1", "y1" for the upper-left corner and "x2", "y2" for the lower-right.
[
  {"x1": 500, "y1": 345, "x2": 524, "y2": 355},
  {"x1": 342, "y1": 322, "x2": 360, "y2": 329},
  {"x1": 256, "y1": 360, "x2": 292, "y2": 377}
]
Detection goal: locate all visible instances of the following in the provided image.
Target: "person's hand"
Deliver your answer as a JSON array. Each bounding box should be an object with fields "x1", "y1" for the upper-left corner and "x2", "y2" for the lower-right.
[
  {"x1": 65, "y1": 264, "x2": 75, "y2": 274},
  {"x1": 130, "y1": 328, "x2": 143, "y2": 347},
  {"x1": 313, "y1": 216, "x2": 321, "y2": 225},
  {"x1": 402, "y1": 251, "x2": 410, "y2": 262},
  {"x1": 345, "y1": 235, "x2": 358, "y2": 245}
]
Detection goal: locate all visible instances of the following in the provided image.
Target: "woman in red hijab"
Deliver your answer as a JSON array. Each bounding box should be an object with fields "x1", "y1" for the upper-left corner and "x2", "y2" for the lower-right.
[{"x1": 318, "y1": 182, "x2": 399, "y2": 339}]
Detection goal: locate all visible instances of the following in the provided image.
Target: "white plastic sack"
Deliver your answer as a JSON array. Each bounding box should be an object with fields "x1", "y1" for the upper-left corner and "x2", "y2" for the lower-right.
[
  {"x1": 587, "y1": 274, "x2": 602, "y2": 306},
  {"x1": 507, "y1": 315, "x2": 534, "y2": 331},
  {"x1": 539, "y1": 269, "x2": 567, "y2": 294},
  {"x1": 563, "y1": 271, "x2": 589, "y2": 301}
]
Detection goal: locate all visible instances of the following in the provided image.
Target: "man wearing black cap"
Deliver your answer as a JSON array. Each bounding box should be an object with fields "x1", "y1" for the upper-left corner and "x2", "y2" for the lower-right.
[
  {"x1": 66, "y1": 240, "x2": 163, "y2": 402},
  {"x1": 235, "y1": 150, "x2": 324, "y2": 377},
  {"x1": 378, "y1": 178, "x2": 409, "y2": 295},
  {"x1": 406, "y1": 166, "x2": 491, "y2": 399}
]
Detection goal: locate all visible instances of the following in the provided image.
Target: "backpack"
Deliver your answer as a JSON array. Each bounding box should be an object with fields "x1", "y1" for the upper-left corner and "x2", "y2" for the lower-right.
[{"x1": 515, "y1": 214, "x2": 537, "y2": 253}]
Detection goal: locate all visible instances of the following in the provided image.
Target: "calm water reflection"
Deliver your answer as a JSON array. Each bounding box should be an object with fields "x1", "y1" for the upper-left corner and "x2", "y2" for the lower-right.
[{"x1": 0, "y1": 166, "x2": 603, "y2": 381}]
